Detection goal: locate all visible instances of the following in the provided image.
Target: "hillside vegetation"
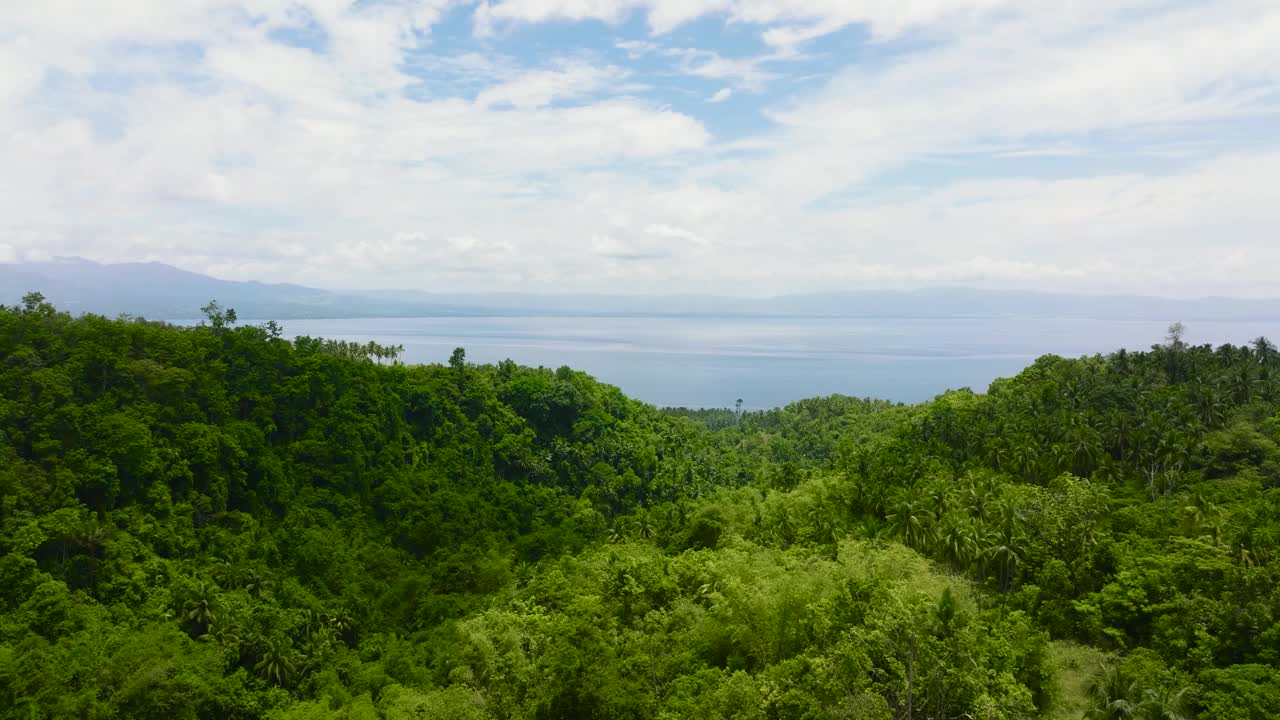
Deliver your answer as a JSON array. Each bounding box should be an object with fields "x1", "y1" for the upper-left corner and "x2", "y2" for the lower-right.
[{"x1": 1, "y1": 294, "x2": 1278, "y2": 719}]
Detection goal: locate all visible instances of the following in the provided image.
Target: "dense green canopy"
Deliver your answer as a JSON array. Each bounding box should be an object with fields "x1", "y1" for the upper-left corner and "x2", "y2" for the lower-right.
[{"x1": 1, "y1": 293, "x2": 1277, "y2": 719}]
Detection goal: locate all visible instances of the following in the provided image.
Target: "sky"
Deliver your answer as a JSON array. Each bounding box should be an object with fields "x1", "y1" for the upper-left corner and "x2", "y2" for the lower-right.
[{"x1": 1, "y1": 1, "x2": 1278, "y2": 297}]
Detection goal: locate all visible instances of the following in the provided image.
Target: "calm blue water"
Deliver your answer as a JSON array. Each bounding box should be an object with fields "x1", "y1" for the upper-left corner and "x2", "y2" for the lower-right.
[{"x1": 268, "y1": 316, "x2": 1280, "y2": 409}]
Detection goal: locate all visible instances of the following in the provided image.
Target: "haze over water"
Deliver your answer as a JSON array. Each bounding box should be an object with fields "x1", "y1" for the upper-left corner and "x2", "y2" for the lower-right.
[{"x1": 272, "y1": 316, "x2": 1280, "y2": 409}]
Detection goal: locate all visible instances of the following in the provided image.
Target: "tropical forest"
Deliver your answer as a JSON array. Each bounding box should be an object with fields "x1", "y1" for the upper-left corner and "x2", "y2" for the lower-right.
[{"x1": 1, "y1": 293, "x2": 1278, "y2": 720}]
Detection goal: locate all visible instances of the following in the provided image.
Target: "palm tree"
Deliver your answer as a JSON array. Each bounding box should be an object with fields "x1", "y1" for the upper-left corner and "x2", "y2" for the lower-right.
[
  {"x1": 1230, "y1": 365, "x2": 1256, "y2": 404},
  {"x1": 991, "y1": 499, "x2": 1025, "y2": 540},
  {"x1": 985, "y1": 540, "x2": 1021, "y2": 592},
  {"x1": 1188, "y1": 382, "x2": 1225, "y2": 427},
  {"x1": 635, "y1": 517, "x2": 657, "y2": 541},
  {"x1": 857, "y1": 516, "x2": 890, "y2": 544},
  {"x1": 199, "y1": 621, "x2": 243, "y2": 648},
  {"x1": 607, "y1": 519, "x2": 630, "y2": 544},
  {"x1": 328, "y1": 609, "x2": 355, "y2": 645},
  {"x1": 1258, "y1": 366, "x2": 1278, "y2": 403},
  {"x1": 1233, "y1": 520, "x2": 1277, "y2": 567},
  {"x1": 935, "y1": 515, "x2": 978, "y2": 575},
  {"x1": 184, "y1": 582, "x2": 220, "y2": 631},
  {"x1": 299, "y1": 625, "x2": 335, "y2": 672},
  {"x1": 254, "y1": 640, "x2": 297, "y2": 687},
  {"x1": 1084, "y1": 664, "x2": 1144, "y2": 720},
  {"x1": 987, "y1": 437, "x2": 1011, "y2": 473},
  {"x1": 1010, "y1": 437, "x2": 1040, "y2": 482},
  {"x1": 807, "y1": 508, "x2": 840, "y2": 560},
  {"x1": 981, "y1": 521, "x2": 1023, "y2": 592},
  {"x1": 1140, "y1": 686, "x2": 1191, "y2": 720},
  {"x1": 886, "y1": 494, "x2": 936, "y2": 551},
  {"x1": 299, "y1": 608, "x2": 322, "y2": 640},
  {"x1": 1102, "y1": 412, "x2": 1131, "y2": 464},
  {"x1": 771, "y1": 507, "x2": 797, "y2": 547},
  {"x1": 208, "y1": 556, "x2": 234, "y2": 585},
  {"x1": 1064, "y1": 420, "x2": 1104, "y2": 476},
  {"x1": 957, "y1": 477, "x2": 996, "y2": 523},
  {"x1": 1181, "y1": 491, "x2": 1221, "y2": 533},
  {"x1": 242, "y1": 569, "x2": 272, "y2": 599},
  {"x1": 73, "y1": 523, "x2": 112, "y2": 588},
  {"x1": 1252, "y1": 336, "x2": 1275, "y2": 366}
]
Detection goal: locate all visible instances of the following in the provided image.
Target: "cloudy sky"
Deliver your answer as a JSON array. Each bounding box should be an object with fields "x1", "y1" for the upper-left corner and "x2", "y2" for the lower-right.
[{"x1": 2, "y1": 1, "x2": 1278, "y2": 296}]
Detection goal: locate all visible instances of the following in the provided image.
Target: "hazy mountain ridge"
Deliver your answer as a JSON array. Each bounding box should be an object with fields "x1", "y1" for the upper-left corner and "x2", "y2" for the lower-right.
[
  {"x1": 0, "y1": 258, "x2": 486, "y2": 320},
  {"x1": 4, "y1": 257, "x2": 1279, "y2": 321}
]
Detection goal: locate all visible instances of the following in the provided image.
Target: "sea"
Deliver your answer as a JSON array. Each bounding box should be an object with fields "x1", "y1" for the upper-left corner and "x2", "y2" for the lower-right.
[{"x1": 255, "y1": 316, "x2": 1280, "y2": 410}]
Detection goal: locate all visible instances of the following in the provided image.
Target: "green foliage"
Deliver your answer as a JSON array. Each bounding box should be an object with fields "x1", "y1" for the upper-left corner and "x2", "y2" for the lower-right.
[
  {"x1": 2, "y1": 301, "x2": 1279, "y2": 718},
  {"x1": 1197, "y1": 664, "x2": 1280, "y2": 720}
]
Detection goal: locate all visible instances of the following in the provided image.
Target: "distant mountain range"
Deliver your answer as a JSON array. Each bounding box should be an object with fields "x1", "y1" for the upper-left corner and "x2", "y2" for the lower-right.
[
  {"x1": 3, "y1": 257, "x2": 1280, "y2": 322},
  {"x1": 0, "y1": 258, "x2": 488, "y2": 320}
]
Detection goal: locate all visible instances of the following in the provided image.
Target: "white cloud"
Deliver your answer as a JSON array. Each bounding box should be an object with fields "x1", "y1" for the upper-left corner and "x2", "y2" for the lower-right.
[
  {"x1": 482, "y1": 0, "x2": 1016, "y2": 40},
  {"x1": 1, "y1": 0, "x2": 1278, "y2": 297},
  {"x1": 0, "y1": 39, "x2": 43, "y2": 103},
  {"x1": 589, "y1": 221, "x2": 713, "y2": 262},
  {"x1": 475, "y1": 61, "x2": 628, "y2": 109},
  {"x1": 484, "y1": 0, "x2": 639, "y2": 26},
  {"x1": 669, "y1": 48, "x2": 780, "y2": 92},
  {"x1": 788, "y1": 151, "x2": 1280, "y2": 294},
  {"x1": 333, "y1": 232, "x2": 521, "y2": 274},
  {"x1": 759, "y1": 19, "x2": 847, "y2": 55},
  {"x1": 617, "y1": 41, "x2": 783, "y2": 92},
  {"x1": 644, "y1": 223, "x2": 709, "y2": 245},
  {"x1": 744, "y1": 0, "x2": 1280, "y2": 200}
]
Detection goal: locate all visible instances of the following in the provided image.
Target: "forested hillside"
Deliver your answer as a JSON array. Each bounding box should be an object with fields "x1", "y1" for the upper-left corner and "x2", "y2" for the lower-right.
[{"x1": 1, "y1": 294, "x2": 1278, "y2": 719}]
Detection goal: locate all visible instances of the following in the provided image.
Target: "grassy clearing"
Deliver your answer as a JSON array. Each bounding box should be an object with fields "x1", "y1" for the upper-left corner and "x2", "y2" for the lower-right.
[{"x1": 1049, "y1": 640, "x2": 1109, "y2": 720}]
